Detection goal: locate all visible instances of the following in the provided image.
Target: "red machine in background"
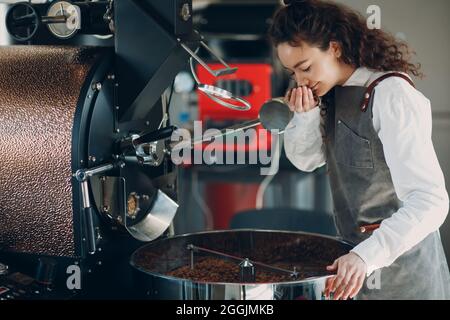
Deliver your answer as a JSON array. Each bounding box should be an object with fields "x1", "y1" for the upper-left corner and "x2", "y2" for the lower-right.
[
  {"x1": 196, "y1": 63, "x2": 275, "y2": 229},
  {"x1": 198, "y1": 64, "x2": 271, "y2": 122},
  {"x1": 197, "y1": 62, "x2": 274, "y2": 152}
]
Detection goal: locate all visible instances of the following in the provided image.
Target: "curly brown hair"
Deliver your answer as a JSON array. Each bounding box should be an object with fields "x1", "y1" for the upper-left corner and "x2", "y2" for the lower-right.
[{"x1": 269, "y1": 0, "x2": 423, "y2": 78}]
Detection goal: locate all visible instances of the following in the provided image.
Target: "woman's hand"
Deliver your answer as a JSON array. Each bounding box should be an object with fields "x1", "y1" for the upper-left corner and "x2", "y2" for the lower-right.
[
  {"x1": 285, "y1": 86, "x2": 319, "y2": 114},
  {"x1": 324, "y1": 252, "x2": 367, "y2": 300}
]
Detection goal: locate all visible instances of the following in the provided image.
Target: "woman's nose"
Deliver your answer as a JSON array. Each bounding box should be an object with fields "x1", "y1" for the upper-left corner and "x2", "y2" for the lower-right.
[{"x1": 295, "y1": 75, "x2": 309, "y2": 87}]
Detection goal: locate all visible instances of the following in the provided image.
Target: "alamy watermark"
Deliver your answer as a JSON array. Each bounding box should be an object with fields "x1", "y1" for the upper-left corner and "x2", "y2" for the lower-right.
[
  {"x1": 367, "y1": 269, "x2": 382, "y2": 290},
  {"x1": 66, "y1": 265, "x2": 81, "y2": 290},
  {"x1": 367, "y1": 5, "x2": 381, "y2": 30},
  {"x1": 169, "y1": 121, "x2": 282, "y2": 176}
]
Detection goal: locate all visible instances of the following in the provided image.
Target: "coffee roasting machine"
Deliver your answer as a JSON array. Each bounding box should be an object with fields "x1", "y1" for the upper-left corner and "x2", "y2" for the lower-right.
[{"x1": 0, "y1": 0, "x2": 353, "y2": 300}]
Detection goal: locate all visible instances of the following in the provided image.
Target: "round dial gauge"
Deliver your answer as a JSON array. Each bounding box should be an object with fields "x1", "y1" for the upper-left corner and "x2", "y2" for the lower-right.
[{"x1": 46, "y1": 1, "x2": 81, "y2": 39}]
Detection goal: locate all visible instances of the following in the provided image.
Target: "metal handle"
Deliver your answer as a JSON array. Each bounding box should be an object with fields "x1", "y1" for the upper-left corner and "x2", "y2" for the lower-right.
[
  {"x1": 180, "y1": 37, "x2": 251, "y2": 111},
  {"x1": 74, "y1": 162, "x2": 119, "y2": 182},
  {"x1": 170, "y1": 119, "x2": 261, "y2": 152},
  {"x1": 74, "y1": 162, "x2": 122, "y2": 255},
  {"x1": 180, "y1": 40, "x2": 237, "y2": 78},
  {"x1": 84, "y1": 207, "x2": 97, "y2": 255},
  {"x1": 80, "y1": 180, "x2": 96, "y2": 255},
  {"x1": 132, "y1": 125, "x2": 177, "y2": 147},
  {"x1": 188, "y1": 55, "x2": 251, "y2": 111},
  {"x1": 41, "y1": 15, "x2": 67, "y2": 24}
]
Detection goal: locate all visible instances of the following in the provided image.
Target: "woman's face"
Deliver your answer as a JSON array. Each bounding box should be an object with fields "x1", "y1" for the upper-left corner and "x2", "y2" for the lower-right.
[{"x1": 277, "y1": 41, "x2": 352, "y2": 97}]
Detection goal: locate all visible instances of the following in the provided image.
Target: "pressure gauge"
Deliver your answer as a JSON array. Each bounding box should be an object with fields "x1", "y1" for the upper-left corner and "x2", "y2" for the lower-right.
[{"x1": 46, "y1": 1, "x2": 81, "y2": 39}]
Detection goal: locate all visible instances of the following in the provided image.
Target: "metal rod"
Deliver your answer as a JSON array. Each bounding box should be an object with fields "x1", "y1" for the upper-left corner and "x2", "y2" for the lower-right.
[
  {"x1": 74, "y1": 162, "x2": 121, "y2": 182},
  {"x1": 80, "y1": 181, "x2": 96, "y2": 255},
  {"x1": 80, "y1": 180, "x2": 91, "y2": 209},
  {"x1": 170, "y1": 119, "x2": 261, "y2": 152},
  {"x1": 186, "y1": 244, "x2": 298, "y2": 278},
  {"x1": 41, "y1": 15, "x2": 67, "y2": 24},
  {"x1": 181, "y1": 42, "x2": 216, "y2": 77},
  {"x1": 180, "y1": 41, "x2": 237, "y2": 78},
  {"x1": 199, "y1": 41, "x2": 238, "y2": 76},
  {"x1": 190, "y1": 119, "x2": 260, "y2": 146},
  {"x1": 84, "y1": 163, "x2": 115, "y2": 177}
]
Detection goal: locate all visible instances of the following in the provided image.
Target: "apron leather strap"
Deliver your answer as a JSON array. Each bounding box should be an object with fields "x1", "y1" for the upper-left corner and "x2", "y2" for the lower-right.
[{"x1": 361, "y1": 72, "x2": 415, "y2": 112}]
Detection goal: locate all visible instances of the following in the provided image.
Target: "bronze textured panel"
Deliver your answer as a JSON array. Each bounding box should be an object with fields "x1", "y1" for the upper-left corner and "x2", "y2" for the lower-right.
[{"x1": 0, "y1": 46, "x2": 100, "y2": 256}]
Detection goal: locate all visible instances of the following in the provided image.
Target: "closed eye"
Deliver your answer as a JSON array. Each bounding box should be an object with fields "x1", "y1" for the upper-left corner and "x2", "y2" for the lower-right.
[{"x1": 302, "y1": 66, "x2": 311, "y2": 73}]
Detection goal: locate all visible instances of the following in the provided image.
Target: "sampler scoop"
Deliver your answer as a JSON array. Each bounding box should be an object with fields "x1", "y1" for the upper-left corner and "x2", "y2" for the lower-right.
[
  {"x1": 169, "y1": 97, "x2": 295, "y2": 152},
  {"x1": 126, "y1": 97, "x2": 295, "y2": 159}
]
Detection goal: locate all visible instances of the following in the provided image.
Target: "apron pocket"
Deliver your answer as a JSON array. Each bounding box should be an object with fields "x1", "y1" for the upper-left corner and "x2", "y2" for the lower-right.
[{"x1": 336, "y1": 119, "x2": 374, "y2": 169}]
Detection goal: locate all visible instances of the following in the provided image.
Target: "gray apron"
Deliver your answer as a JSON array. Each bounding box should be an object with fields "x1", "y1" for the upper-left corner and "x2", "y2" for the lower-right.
[{"x1": 320, "y1": 73, "x2": 450, "y2": 300}]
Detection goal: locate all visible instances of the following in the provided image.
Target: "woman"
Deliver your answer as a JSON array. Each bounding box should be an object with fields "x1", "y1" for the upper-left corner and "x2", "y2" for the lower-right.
[{"x1": 269, "y1": 0, "x2": 450, "y2": 300}]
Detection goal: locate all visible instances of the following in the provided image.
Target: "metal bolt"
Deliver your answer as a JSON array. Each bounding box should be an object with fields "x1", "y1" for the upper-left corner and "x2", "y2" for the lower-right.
[
  {"x1": 115, "y1": 129, "x2": 120, "y2": 133},
  {"x1": 145, "y1": 121, "x2": 150, "y2": 126},
  {"x1": 180, "y1": 3, "x2": 191, "y2": 21},
  {"x1": 103, "y1": 206, "x2": 110, "y2": 213},
  {"x1": 142, "y1": 195, "x2": 150, "y2": 201},
  {"x1": 97, "y1": 261, "x2": 102, "y2": 266},
  {"x1": 115, "y1": 106, "x2": 120, "y2": 110},
  {"x1": 92, "y1": 82, "x2": 102, "y2": 91},
  {"x1": 107, "y1": 74, "x2": 115, "y2": 80}
]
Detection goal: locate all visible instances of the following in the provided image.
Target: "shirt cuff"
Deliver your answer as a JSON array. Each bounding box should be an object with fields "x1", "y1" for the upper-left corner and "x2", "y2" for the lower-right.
[
  {"x1": 350, "y1": 237, "x2": 386, "y2": 276},
  {"x1": 290, "y1": 106, "x2": 321, "y2": 127}
]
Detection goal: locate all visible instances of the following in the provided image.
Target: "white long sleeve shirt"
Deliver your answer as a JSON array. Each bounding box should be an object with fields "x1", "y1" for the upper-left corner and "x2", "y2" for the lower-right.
[{"x1": 284, "y1": 67, "x2": 449, "y2": 275}]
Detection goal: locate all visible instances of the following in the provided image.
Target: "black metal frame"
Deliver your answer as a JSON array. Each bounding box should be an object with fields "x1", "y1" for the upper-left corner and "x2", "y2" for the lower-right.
[
  {"x1": 0, "y1": 0, "x2": 197, "y2": 299},
  {"x1": 114, "y1": 0, "x2": 197, "y2": 122}
]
